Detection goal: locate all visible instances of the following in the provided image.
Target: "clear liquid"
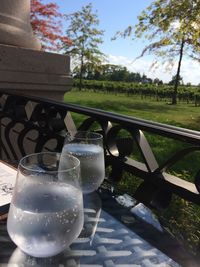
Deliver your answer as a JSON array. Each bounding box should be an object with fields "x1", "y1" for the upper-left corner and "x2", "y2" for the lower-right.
[
  {"x1": 7, "y1": 183, "x2": 84, "y2": 257},
  {"x1": 63, "y1": 143, "x2": 105, "y2": 193}
]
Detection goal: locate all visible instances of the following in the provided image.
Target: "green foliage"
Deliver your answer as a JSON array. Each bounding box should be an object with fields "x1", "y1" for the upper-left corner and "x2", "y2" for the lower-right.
[
  {"x1": 168, "y1": 74, "x2": 183, "y2": 85},
  {"x1": 158, "y1": 194, "x2": 200, "y2": 254},
  {"x1": 115, "y1": 0, "x2": 200, "y2": 104},
  {"x1": 134, "y1": 0, "x2": 200, "y2": 60},
  {"x1": 63, "y1": 3, "x2": 104, "y2": 89},
  {"x1": 73, "y1": 79, "x2": 200, "y2": 105},
  {"x1": 81, "y1": 63, "x2": 163, "y2": 84}
]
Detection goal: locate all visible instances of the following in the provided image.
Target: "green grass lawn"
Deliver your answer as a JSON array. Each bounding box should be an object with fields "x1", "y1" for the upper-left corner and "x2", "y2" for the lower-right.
[
  {"x1": 64, "y1": 89, "x2": 200, "y2": 178},
  {"x1": 64, "y1": 89, "x2": 200, "y2": 130},
  {"x1": 65, "y1": 89, "x2": 200, "y2": 179},
  {"x1": 64, "y1": 89, "x2": 200, "y2": 253}
]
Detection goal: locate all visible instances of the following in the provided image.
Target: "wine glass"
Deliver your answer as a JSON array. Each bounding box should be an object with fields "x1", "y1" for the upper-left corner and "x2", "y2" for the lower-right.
[
  {"x1": 62, "y1": 131, "x2": 105, "y2": 194},
  {"x1": 7, "y1": 152, "x2": 84, "y2": 258}
]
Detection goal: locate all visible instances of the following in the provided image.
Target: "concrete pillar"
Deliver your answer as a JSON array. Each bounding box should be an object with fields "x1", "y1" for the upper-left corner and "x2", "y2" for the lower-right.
[
  {"x1": 0, "y1": 0, "x2": 41, "y2": 50},
  {"x1": 0, "y1": 0, "x2": 72, "y2": 102}
]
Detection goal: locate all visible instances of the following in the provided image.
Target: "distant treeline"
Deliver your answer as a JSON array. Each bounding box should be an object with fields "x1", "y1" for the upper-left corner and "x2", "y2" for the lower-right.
[
  {"x1": 73, "y1": 64, "x2": 164, "y2": 84},
  {"x1": 73, "y1": 79, "x2": 200, "y2": 106}
]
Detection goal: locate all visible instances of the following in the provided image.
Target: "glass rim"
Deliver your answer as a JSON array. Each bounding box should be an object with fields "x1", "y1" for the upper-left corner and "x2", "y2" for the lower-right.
[
  {"x1": 19, "y1": 152, "x2": 80, "y2": 174},
  {"x1": 67, "y1": 131, "x2": 103, "y2": 141}
]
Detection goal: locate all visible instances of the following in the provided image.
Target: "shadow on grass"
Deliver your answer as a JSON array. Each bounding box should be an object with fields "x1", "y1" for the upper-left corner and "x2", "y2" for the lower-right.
[
  {"x1": 186, "y1": 116, "x2": 200, "y2": 131},
  {"x1": 71, "y1": 99, "x2": 176, "y2": 114}
]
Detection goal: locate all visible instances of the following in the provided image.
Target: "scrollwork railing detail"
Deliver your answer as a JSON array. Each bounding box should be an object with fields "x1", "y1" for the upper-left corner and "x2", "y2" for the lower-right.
[{"x1": 1, "y1": 91, "x2": 200, "y2": 208}]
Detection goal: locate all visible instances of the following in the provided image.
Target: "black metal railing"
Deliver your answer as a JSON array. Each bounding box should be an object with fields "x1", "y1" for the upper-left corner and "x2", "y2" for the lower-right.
[{"x1": 1, "y1": 91, "x2": 200, "y2": 209}]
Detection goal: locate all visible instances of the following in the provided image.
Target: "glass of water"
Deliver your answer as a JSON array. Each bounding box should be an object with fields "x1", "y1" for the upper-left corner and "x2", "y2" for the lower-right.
[
  {"x1": 7, "y1": 152, "x2": 84, "y2": 258},
  {"x1": 62, "y1": 131, "x2": 105, "y2": 194}
]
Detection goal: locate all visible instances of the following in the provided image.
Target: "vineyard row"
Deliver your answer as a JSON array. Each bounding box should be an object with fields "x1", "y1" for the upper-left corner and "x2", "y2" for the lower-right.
[{"x1": 73, "y1": 79, "x2": 200, "y2": 105}]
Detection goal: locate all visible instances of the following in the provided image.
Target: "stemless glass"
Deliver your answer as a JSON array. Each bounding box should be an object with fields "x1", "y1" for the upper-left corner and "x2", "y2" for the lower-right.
[
  {"x1": 62, "y1": 131, "x2": 105, "y2": 194},
  {"x1": 7, "y1": 152, "x2": 84, "y2": 258}
]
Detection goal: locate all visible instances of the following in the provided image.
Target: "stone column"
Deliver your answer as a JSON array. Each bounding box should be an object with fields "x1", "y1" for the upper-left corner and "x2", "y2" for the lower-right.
[
  {"x1": 0, "y1": 0, "x2": 72, "y2": 101},
  {"x1": 0, "y1": 0, "x2": 41, "y2": 50}
]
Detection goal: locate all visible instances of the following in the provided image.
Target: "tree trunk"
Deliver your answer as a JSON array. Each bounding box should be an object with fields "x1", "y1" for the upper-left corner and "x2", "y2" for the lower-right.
[
  {"x1": 79, "y1": 54, "x2": 84, "y2": 91},
  {"x1": 172, "y1": 38, "x2": 185, "y2": 105}
]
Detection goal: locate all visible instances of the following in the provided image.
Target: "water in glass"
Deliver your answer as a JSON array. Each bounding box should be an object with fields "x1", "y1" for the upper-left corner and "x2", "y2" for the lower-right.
[
  {"x1": 63, "y1": 141, "x2": 104, "y2": 194},
  {"x1": 7, "y1": 152, "x2": 83, "y2": 258}
]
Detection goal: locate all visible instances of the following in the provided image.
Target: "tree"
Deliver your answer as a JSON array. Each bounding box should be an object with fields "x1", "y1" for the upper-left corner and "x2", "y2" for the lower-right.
[
  {"x1": 104, "y1": 65, "x2": 129, "y2": 81},
  {"x1": 168, "y1": 75, "x2": 183, "y2": 86},
  {"x1": 75, "y1": 62, "x2": 162, "y2": 84},
  {"x1": 153, "y1": 78, "x2": 163, "y2": 85},
  {"x1": 116, "y1": 0, "x2": 200, "y2": 104},
  {"x1": 63, "y1": 3, "x2": 104, "y2": 90},
  {"x1": 30, "y1": 0, "x2": 71, "y2": 51}
]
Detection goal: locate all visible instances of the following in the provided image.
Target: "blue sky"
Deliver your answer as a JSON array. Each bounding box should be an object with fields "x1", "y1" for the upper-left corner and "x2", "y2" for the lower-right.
[
  {"x1": 56, "y1": 0, "x2": 152, "y2": 57},
  {"x1": 44, "y1": 0, "x2": 200, "y2": 85}
]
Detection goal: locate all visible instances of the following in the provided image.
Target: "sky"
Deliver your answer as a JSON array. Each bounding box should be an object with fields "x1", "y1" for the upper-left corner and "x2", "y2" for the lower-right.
[{"x1": 44, "y1": 0, "x2": 200, "y2": 85}]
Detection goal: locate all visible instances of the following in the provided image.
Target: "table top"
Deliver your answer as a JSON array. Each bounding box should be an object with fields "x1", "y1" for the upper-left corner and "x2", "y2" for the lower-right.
[{"x1": 0, "y1": 185, "x2": 198, "y2": 267}]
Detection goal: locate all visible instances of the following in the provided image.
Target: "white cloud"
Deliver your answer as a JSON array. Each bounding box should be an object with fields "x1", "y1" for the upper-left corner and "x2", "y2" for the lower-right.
[{"x1": 106, "y1": 54, "x2": 200, "y2": 85}]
